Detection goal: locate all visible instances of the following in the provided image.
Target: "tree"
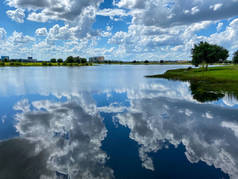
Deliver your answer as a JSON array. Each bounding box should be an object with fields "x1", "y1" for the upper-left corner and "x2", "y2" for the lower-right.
[
  {"x1": 80, "y1": 58, "x2": 87, "y2": 63},
  {"x1": 57, "y1": 58, "x2": 63, "y2": 63},
  {"x1": 144, "y1": 60, "x2": 149, "y2": 64},
  {"x1": 64, "y1": 56, "x2": 87, "y2": 63},
  {"x1": 233, "y1": 50, "x2": 238, "y2": 64},
  {"x1": 50, "y1": 58, "x2": 57, "y2": 63},
  {"x1": 192, "y1": 42, "x2": 229, "y2": 70},
  {"x1": 65, "y1": 56, "x2": 74, "y2": 63},
  {"x1": 74, "y1": 56, "x2": 81, "y2": 63},
  {"x1": 3, "y1": 57, "x2": 9, "y2": 62}
]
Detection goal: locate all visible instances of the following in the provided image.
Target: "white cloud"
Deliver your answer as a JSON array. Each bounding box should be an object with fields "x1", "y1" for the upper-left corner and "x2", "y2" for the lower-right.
[
  {"x1": 0, "y1": 28, "x2": 7, "y2": 40},
  {"x1": 47, "y1": 24, "x2": 76, "y2": 42},
  {"x1": 3, "y1": 0, "x2": 238, "y2": 61},
  {"x1": 208, "y1": 18, "x2": 238, "y2": 50},
  {"x1": 97, "y1": 8, "x2": 128, "y2": 17},
  {"x1": 191, "y1": 6, "x2": 200, "y2": 15},
  {"x1": 7, "y1": 0, "x2": 103, "y2": 22},
  {"x1": 6, "y1": 8, "x2": 25, "y2": 23},
  {"x1": 216, "y1": 22, "x2": 223, "y2": 31},
  {"x1": 35, "y1": 27, "x2": 48, "y2": 36},
  {"x1": 9, "y1": 31, "x2": 34, "y2": 45},
  {"x1": 115, "y1": 0, "x2": 238, "y2": 27},
  {"x1": 210, "y1": 3, "x2": 223, "y2": 11},
  {"x1": 7, "y1": 0, "x2": 104, "y2": 39}
]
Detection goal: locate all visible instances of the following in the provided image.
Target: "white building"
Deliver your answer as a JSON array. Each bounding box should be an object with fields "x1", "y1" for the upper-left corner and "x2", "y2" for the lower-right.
[{"x1": 89, "y1": 56, "x2": 104, "y2": 63}]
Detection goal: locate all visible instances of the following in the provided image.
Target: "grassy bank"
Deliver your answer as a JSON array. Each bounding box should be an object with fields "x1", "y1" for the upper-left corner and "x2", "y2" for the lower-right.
[
  {"x1": 147, "y1": 66, "x2": 238, "y2": 82},
  {"x1": 146, "y1": 65, "x2": 238, "y2": 102},
  {"x1": 0, "y1": 62, "x2": 93, "y2": 67}
]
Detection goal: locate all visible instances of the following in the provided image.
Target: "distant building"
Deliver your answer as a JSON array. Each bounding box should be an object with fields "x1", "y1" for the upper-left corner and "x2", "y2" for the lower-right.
[
  {"x1": 89, "y1": 56, "x2": 105, "y2": 63},
  {"x1": 1, "y1": 56, "x2": 9, "y2": 61},
  {"x1": 28, "y1": 57, "x2": 33, "y2": 60}
]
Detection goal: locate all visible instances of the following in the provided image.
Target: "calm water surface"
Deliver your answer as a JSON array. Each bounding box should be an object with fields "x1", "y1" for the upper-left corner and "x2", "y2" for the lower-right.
[{"x1": 0, "y1": 65, "x2": 237, "y2": 179}]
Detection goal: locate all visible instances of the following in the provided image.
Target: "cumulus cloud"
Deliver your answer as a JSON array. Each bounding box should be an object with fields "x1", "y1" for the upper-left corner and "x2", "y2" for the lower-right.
[
  {"x1": 47, "y1": 24, "x2": 76, "y2": 42},
  {"x1": 207, "y1": 18, "x2": 238, "y2": 51},
  {"x1": 108, "y1": 20, "x2": 212, "y2": 59},
  {"x1": 109, "y1": 24, "x2": 184, "y2": 54},
  {"x1": 35, "y1": 27, "x2": 48, "y2": 36},
  {"x1": 6, "y1": 8, "x2": 25, "y2": 23},
  {"x1": 3, "y1": 0, "x2": 238, "y2": 61},
  {"x1": 97, "y1": 8, "x2": 129, "y2": 21},
  {"x1": 0, "y1": 28, "x2": 7, "y2": 40},
  {"x1": 9, "y1": 31, "x2": 35, "y2": 45},
  {"x1": 7, "y1": 0, "x2": 103, "y2": 40},
  {"x1": 7, "y1": 0, "x2": 103, "y2": 22},
  {"x1": 115, "y1": 0, "x2": 238, "y2": 27}
]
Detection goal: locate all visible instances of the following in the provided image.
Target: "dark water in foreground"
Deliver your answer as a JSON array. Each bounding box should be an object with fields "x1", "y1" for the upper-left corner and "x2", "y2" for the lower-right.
[{"x1": 0, "y1": 65, "x2": 237, "y2": 179}]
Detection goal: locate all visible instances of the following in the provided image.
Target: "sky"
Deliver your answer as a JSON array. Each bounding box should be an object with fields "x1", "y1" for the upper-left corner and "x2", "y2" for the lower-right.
[{"x1": 0, "y1": 0, "x2": 238, "y2": 61}]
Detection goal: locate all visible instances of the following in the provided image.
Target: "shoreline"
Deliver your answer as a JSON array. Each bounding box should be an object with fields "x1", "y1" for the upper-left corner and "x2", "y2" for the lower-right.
[{"x1": 146, "y1": 65, "x2": 238, "y2": 102}]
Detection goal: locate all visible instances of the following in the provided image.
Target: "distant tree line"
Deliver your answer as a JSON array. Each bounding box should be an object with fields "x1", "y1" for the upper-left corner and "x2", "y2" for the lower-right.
[
  {"x1": 50, "y1": 56, "x2": 87, "y2": 64},
  {"x1": 191, "y1": 41, "x2": 238, "y2": 69}
]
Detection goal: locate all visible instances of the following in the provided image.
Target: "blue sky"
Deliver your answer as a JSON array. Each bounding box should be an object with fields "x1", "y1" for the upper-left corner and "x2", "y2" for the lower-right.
[{"x1": 0, "y1": 0, "x2": 238, "y2": 61}]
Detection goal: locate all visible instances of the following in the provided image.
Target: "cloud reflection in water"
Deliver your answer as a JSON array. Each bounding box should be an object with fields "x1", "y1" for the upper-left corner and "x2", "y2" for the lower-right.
[
  {"x1": 114, "y1": 96, "x2": 238, "y2": 178},
  {"x1": 0, "y1": 97, "x2": 114, "y2": 179}
]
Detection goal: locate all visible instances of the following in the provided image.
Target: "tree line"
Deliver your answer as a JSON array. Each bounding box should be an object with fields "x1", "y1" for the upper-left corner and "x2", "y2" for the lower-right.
[
  {"x1": 192, "y1": 41, "x2": 238, "y2": 69},
  {"x1": 50, "y1": 56, "x2": 87, "y2": 64}
]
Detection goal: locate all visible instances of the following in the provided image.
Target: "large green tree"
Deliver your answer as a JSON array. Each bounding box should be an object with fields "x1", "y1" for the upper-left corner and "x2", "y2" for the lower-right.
[
  {"x1": 192, "y1": 42, "x2": 229, "y2": 69},
  {"x1": 233, "y1": 50, "x2": 238, "y2": 64}
]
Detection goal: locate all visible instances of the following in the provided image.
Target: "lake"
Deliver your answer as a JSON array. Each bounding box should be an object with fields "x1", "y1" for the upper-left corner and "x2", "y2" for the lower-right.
[{"x1": 0, "y1": 65, "x2": 237, "y2": 179}]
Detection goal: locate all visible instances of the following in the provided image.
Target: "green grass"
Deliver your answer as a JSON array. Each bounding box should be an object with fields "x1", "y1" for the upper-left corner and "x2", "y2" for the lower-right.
[
  {"x1": 146, "y1": 65, "x2": 238, "y2": 102},
  {"x1": 147, "y1": 65, "x2": 238, "y2": 82}
]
